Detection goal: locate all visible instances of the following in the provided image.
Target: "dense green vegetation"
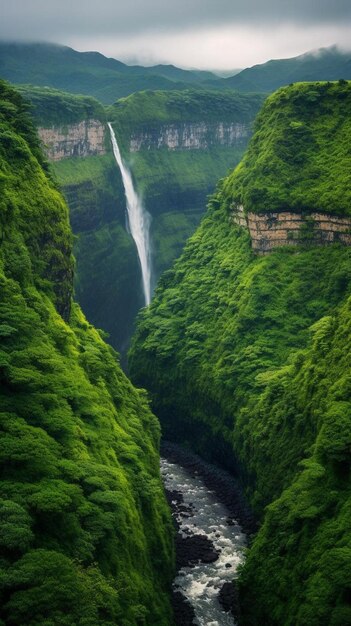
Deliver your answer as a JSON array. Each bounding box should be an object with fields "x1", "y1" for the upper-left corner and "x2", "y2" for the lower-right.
[
  {"x1": 18, "y1": 85, "x2": 106, "y2": 126},
  {"x1": 127, "y1": 145, "x2": 247, "y2": 214},
  {"x1": 151, "y1": 210, "x2": 203, "y2": 278},
  {"x1": 0, "y1": 80, "x2": 174, "y2": 625},
  {"x1": 109, "y1": 89, "x2": 264, "y2": 140},
  {"x1": 225, "y1": 45, "x2": 351, "y2": 93},
  {"x1": 225, "y1": 80, "x2": 351, "y2": 215},
  {"x1": 129, "y1": 82, "x2": 351, "y2": 625},
  {"x1": 0, "y1": 42, "x2": 222, "y2": 104}
]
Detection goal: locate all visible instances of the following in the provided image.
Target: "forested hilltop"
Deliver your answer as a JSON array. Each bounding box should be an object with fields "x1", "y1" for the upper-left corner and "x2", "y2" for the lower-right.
[
  {"x1": 0, "y1": 80, "x2": 174, "y2": 626},
  {"x1": 129, "y1": 81, "x2": 351, "y2": 625}
]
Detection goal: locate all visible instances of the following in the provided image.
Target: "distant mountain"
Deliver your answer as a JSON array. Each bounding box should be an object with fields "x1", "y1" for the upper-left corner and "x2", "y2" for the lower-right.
[
  {"x1": 224, "y1": 46, "x2": 351, "y2": 92},
  {"x1": 2, "y1": 41, "x2": 349, "y2": 107},
  {"x1": 0, "y1": 42, "x2": 222, "y2": 103}
]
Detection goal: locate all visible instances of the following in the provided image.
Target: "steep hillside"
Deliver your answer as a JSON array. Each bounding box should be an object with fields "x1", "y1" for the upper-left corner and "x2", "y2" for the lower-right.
[
  {"x1": 109, "y1": 89, "x2": 264, "y2": 281},
  {"x1": 129, "y1": 82, "x2": 351, "y2": 625},
  {"x1": 0, "y1": 80, "x2": 174, "y2": 625},
  {"x1": 225, "y1": 46, "x2": 351, "y2": 93},
  {"x1": 0, "y1": 42, "x2": 222, "y2": 104}
]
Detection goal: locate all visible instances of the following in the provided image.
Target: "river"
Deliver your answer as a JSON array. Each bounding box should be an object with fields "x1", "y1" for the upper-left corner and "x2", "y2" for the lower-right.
[{"x1": 161, "y1": 448, "x2": 249, "y2": 626}]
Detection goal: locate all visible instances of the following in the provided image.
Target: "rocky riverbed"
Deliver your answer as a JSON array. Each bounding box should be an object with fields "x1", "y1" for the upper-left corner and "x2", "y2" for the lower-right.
[{"x1": 161, "y1": 442, "x2": 257, "y2": 626}]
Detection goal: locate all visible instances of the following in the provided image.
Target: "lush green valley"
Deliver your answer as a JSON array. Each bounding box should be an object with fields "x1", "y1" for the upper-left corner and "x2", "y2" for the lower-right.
[
  {"x1": 18, "y1": 85, "x2": 142, "y2": 354},
  {"x1": 21, "y1": 86, "x2": 263, "y2": 354},
  {"x1": 129, "y1": 82, "x2": 351, "y2": 625},
  {"x1": 0, "y1": 80, "x2": 174, "y2": 625}
]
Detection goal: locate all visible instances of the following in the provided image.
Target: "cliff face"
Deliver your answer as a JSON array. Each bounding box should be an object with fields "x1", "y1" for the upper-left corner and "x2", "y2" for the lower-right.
[
  {"x1": 129, "y1": 121, "x2": 249, "y2": 151},
  {"x1": 38, "y1": 119, "x2": 106, "y2": 160},
  {"x1": 232, "y1": 205, "x2": 351, "y2": 252},
  {"x1": 129, "y1": 82, "x2": 351, "y2": 626},
  {"x1": 0, "y1": 80, "x2": 174, "y2": 626}
]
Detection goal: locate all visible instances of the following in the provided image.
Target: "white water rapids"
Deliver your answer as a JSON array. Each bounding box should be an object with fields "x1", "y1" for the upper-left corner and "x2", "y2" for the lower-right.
[
  {"x1": 161, "y1": 458, "x2": 246, "y2": 625},
  {"x1": 108, "y1": 122, "x2": 152, "y2": 306}
]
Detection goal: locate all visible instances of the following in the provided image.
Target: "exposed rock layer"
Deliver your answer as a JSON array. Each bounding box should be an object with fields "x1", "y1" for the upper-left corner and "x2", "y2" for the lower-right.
[
  {"x1": 38, "y1": 119, "x2": 106, "y2": 160},
  {"x1": 231, "y1": 204, "x2": 351, "y2": 253},
  {"x1": 130, "y1": 122, "x2": 249, "y2": 152}
]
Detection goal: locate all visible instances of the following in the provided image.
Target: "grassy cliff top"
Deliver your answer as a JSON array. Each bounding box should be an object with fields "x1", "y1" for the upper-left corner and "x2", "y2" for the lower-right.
[
  {"x1": 109, "y1": 88, "x2": 265, "y2": 128},
  {"x1": 224, "y1": 80, "x2": 351, "y2": 216},
  {"x1": 18, "y1": 85, "x2": 106, "y2": 127}
]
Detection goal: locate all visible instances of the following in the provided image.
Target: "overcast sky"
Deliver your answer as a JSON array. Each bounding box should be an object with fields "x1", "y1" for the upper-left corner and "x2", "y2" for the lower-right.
[{"x1": 1, "y1": 0, "x2": 351, "y2": 69}]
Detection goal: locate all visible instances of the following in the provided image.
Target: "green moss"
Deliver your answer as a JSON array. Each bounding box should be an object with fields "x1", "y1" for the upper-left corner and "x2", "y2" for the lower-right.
[{"x1": 0, "y1": 79, "x2": 174, "y2": 625}]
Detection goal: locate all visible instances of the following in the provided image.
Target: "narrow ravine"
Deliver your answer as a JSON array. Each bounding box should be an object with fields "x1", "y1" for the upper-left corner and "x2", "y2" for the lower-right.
[
  {"x1": 161, "y1": 446, "x2": 253, "y2": 626},
  {"x1": 108, "y1": 122, "x2": 152, "y2": 305}
]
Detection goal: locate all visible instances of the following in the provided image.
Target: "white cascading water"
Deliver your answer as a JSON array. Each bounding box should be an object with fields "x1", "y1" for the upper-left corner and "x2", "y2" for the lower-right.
[{"x1": 108, "y1": 122, "x2": 152, "y2": 306}]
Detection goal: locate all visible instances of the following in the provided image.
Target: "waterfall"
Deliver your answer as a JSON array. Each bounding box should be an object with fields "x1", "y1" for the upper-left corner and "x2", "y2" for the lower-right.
[{"x1": 108, "y1": 122, "x2": 152, "y2": 306}]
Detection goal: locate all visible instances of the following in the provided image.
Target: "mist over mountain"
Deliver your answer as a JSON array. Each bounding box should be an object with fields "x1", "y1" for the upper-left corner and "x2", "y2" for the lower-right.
[
  {"x1": 0, "y1": 42, "x2": 222, "y2": 103},
  {"x1": 225, "y1": 45, "x2": 351, "y2": 92},
  {"x1": 1, "y1": 41, "x2": 351, "y2": 104}
]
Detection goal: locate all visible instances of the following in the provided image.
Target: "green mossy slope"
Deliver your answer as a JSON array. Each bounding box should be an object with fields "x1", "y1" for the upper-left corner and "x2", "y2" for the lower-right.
[
  {"x1": 225, "y1": 80, "x2": 351, "y2": 215},
  {"x1": 0, "y1": 80, "x2": 174, "y2": 626},
  {"x1": 129, "y1": 82, "x2": 351, "y2": 625}
]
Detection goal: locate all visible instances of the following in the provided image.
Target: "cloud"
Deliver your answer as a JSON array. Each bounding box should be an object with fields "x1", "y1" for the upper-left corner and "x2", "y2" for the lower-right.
[
  {"x1": 0, "y1": 0, "x2": 350, "y2": 68},
  {"x1": 1, "y1": 0, "x2": 350, "y2": 41},
  {"x1": 67, "y1": 23, "x2": 351, "y2": 70}
]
